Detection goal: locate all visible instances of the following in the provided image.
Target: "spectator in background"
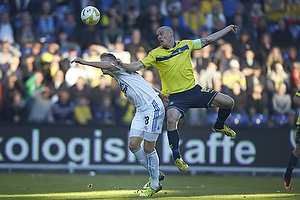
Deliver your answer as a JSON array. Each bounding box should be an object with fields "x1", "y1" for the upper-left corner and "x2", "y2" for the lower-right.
[
  {"x1": 272, "y1": 19, "x2": 294, "y2": 53},
  {"x1": 21, "y1": 42, "x2": 43, "y2": 70},
  {"x1": 192, "y1": 44, "x2": 213, "y2": 73},
  {"x1": 249, "y1": 2, "x2": 265, "y2": 30},
  {"x1": 74, "y1": 95, "x2": 93, "y2": 125},
  {"x1": 79, "y1": 25, "x2": 103, "y2": 50},
  {"x1": 69, "y1": 76, "x2": 91, "y2": 104},
  {"x1": 0, "y1": 12, "x2": 15, "y2": 45},
  {"x1": 222, "y1": 0, "x2": 242, "y2": 24},
  {"x1": 231, "y1": 14, "x2": 245, "y2": 44},
  {"x1": 137, "y1": 4, "x2": 164, "y2": 34},
  {"x1": 2, "y1": 75, "x2": 25, "y2": 106},
  {"x1": 198, "y1": 59, "x2": 222, "y2": 90},
  {"x1": 14, "y1": 12, "x2": 37, "y2": 49},
  {"x1": 3, "y1": 90, "x2": 28, "y2": 124},
  {"x1": 284, "y1": 46, "x2": 299, "y2": 74},
  {"x1": 112, "y1": 42, "x2": 131, "y2": 63},
  {"x1": 163, "y1": 1, "x2": 185, "y2": 27},
  {"x1": 183, "y1": 1, "x2": 206, "y2": 36},
  {"x1": 248, "y1": 83, "x2": 269, "y2": 117},
  {"x1": 22, "y1": 56, "x2": 37, "y2": 83},
  {"x1": 284, "y1": 0, "x2": 300, "y2": 27},
  {"x1": 100, "y1": 2, "x2": 123, "y2": 28},
  {"x1": 263, "y1": 0, "x2": 285, "y2": 24},
  {"x1": 126, "y1": 28, "x2": 151, "y2": 62},
  {"x1": 48, "y1": 69, "x2": 68, "y2": 97},
  {"x1": 200, "y1": 0, "x2": 223, "y2": 17},
  {"x1": 228, "y1": 81, "x2": 248, "y2": 114},
  {"x1": 170, "y1": 16, "x2": 194, "y2": 41},
  {"x1": 59, "y1": 48, "x2": 79, "y2": 73},
  {"x1": 272, "y1": 82, "x2": 296, "y2": 126},
  {"x1": 264, "y1": 46, "x2": 284, "y2": 76},
  {"x1": 102, "y1": 17, "x2": 123, "y2": 50},
  {"x1": 290, "y1": 61, "x2": 300, "y2": 104},
  {"x1": 142, "y1": 69, "x2": 161, "y2": 90},
  {"x1": 41, "y1": 42, "x2": 60, "y2": 65},
  {"x1": 240, "y1": 48, "x2": 263, "y2": 92},
  {"x1": 36, "y1": 0, "x2": 56, "y2": 42},
  {"x1": 122, "y1": 5, "x2": 139, "y2": 36},
  {"x1": 42, "y1": 54, "x2": 62, "y2": 85},
  {"x1": 205, "y1": 4, "x2": 226, "y2": 35},
  {"x1": 115, "y1": 90, "x2": 135, "y2": 125},
  {"x1": 254, "y1": 16, "x2": 269, "y2": 44},
  {"x1": 267, "y1": 62, "x2": 290, "y2": 95},
  {"x1": 215, "y1": 42, "x2": 239, "y2": 73},
  {"x1": 1, "y1": 56, "x2": 23, "y2": 85},
  {"x1": 94, "y1": 95, "x2": 116, "y2": 125},
  {"x1": 52, "y1": 89, "x2": 74, "y2": 125},
  {"x1": 222, "y1": 59, "x2": 247, "y2": 93},
  {"x1": 28, "y1": 86, "x2": 54, "y2": 124},
  {"x1": 118, "y1": 0, "x2": 140, "y2": 17},
  {"x1": 256, "y1": 32, "x2": 273, "y2": 67},
  {"x1": 145, "y1": 21, "x2": 161, "y2": 48},
  {"x1": 57, "y1": 12, "x2": 81, "y2": 52},
  {"x1": 90, "y1": 75, "x2": 116, "y2": 115},
  {"x1": 24, "y1": 71, "x2": 45, "y2": 102},
  {"x1": 0, "y1": 40, "x2": 22, "y2": 66},
  {"x1": 233, "y1": 28, "x2": 256, "y2": 59},
  {"x1": 65, "y1": 61, "x2": 89, "y2": 87}
]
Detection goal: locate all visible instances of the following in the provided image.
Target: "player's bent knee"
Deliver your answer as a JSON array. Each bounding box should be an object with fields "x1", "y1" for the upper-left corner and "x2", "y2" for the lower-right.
[{"x1": 128, "y1": 143, "x2": 140, "y2": 152}]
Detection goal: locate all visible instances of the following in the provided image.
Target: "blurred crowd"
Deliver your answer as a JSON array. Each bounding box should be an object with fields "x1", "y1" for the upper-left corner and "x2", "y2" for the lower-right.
[{"x1": 0, "y1": 0, "x2": 300, "y2": 127}]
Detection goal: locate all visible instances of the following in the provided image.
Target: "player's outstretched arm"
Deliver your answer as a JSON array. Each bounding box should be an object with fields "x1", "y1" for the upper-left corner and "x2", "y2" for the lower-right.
[
  {"x1": 116, "y1": 59, "x2": 145, "y2": 72},
  {"x1": 201, "y1": 25, "x2": 238, "y2": 48},
  {"x1": 71, "y1": 57, "x2": 118, "y2": 71}
]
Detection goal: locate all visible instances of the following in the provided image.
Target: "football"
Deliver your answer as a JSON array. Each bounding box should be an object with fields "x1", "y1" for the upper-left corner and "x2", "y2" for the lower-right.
[{"x1": 80, "y1": 6, "x2": 100, "y2": 26}]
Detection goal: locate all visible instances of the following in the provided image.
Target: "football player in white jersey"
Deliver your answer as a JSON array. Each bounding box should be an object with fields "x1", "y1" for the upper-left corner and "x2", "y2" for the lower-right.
[{"x1": 72, "y1": 53, "x2": 168, "y2": 197}]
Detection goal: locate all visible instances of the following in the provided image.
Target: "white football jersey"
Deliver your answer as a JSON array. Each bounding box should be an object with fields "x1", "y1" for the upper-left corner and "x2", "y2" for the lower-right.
[{"x1": 111, "y1": 68, "x2": 159, "y2": 111}]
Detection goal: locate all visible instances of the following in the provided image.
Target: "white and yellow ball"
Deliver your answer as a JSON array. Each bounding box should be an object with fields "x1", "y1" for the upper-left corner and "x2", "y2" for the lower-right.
[{"x1": 80, "y1": 6, "x2": 100, "y2": 26}]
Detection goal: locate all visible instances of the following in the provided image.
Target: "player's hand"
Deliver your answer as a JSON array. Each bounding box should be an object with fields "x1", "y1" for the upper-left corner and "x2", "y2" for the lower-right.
[
  {"x1": 159, "y1": 93, "x2": 169, "y2": 107},
  {"x1": 229, "y1": 25, "x2": 238, "y2": 34},
  {"x1": 71, "y1": 57, "x2": 84, "y2": 64},
  {"x1": 115, "y1": 58, "x2": 124, "y2": 68}
]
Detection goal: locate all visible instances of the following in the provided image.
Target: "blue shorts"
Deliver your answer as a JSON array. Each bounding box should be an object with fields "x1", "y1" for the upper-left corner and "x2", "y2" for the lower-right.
[{"x1": 167, "y1": 85, "x2": 218, "y2": 118}]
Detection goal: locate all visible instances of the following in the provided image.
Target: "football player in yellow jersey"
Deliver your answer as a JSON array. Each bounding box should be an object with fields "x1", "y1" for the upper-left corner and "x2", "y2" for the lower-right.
[
  {"x1": 117, "y1": 24, "x2": 238, "y2": 172},
  {"x1": 283, "y1": 89, "x2": 300, "y2": 190}
]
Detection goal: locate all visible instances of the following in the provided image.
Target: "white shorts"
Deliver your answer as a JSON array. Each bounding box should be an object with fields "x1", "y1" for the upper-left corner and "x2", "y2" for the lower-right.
[{"x1": 129, "y1": 96, "x2": 165, "y2": 141}]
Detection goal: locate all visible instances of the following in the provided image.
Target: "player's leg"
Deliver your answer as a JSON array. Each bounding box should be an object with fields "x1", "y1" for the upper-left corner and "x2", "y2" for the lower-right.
[
  {"x1": 166, "y1": 108, "x2": 189, "y2": 171},
  {"x1": 211, "y1": 92, "x2": 236, "y2": 137},
  {"x1": 129, "y1": 135, "x2": 147, "y2": 169},
  {"x1": 283, "y1": 127, "x2": 300, "y2": 190},
  {"x1": 139, "y1": 134, "x2": 163, "y2": 196}
]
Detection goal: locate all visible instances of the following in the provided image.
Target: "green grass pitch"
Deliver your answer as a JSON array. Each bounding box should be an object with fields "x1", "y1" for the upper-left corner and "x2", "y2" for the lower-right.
[{"x1": 0, "y1": 173, "x2": 299, "y2": 199}]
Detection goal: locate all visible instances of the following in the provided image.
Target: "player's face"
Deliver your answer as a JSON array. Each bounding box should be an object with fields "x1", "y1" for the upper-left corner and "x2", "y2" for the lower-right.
[{"x1": 156, "y1": 28, "x2": 173, "y2": 48}]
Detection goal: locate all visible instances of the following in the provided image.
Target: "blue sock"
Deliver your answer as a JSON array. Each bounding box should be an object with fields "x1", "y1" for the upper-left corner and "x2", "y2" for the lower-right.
[
  {"x1": 285, "y1": 153, "x2": 298, "y2": 179},
  {"x1": 167, "y1": 130, "x2": 181, "y2": 160},
  {"x1": 214, "y1": 108, "x2": 231, "y2": 129}
]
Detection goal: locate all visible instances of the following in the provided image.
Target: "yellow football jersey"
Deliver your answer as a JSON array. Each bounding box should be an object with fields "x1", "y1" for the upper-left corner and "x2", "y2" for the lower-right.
[
  {"x1": 295, "y1": 89, "x2": 300, "y2": 125},
  {"x1": 141, "y1": 40, "x2": 202, "y2": 95}
]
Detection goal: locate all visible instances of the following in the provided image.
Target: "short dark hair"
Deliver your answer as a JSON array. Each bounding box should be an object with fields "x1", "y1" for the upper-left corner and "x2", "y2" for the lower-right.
[{"x1": 100, "y1": 53, "x2": 116, "y2": 61}]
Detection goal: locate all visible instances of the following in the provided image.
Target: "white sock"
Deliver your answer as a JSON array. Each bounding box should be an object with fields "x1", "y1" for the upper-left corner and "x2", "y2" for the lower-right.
[
  {"x1": 132, "y1": 146, "x2": 148, "y2": 169},
  {"x1": 147, "y1": 149, "x2": 159, "y2": 189}
]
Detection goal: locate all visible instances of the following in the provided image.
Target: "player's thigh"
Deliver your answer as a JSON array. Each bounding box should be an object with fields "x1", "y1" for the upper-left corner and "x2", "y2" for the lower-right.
[{"x1": 211, "y1": 92, "x2": 234, "y2": 109}]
